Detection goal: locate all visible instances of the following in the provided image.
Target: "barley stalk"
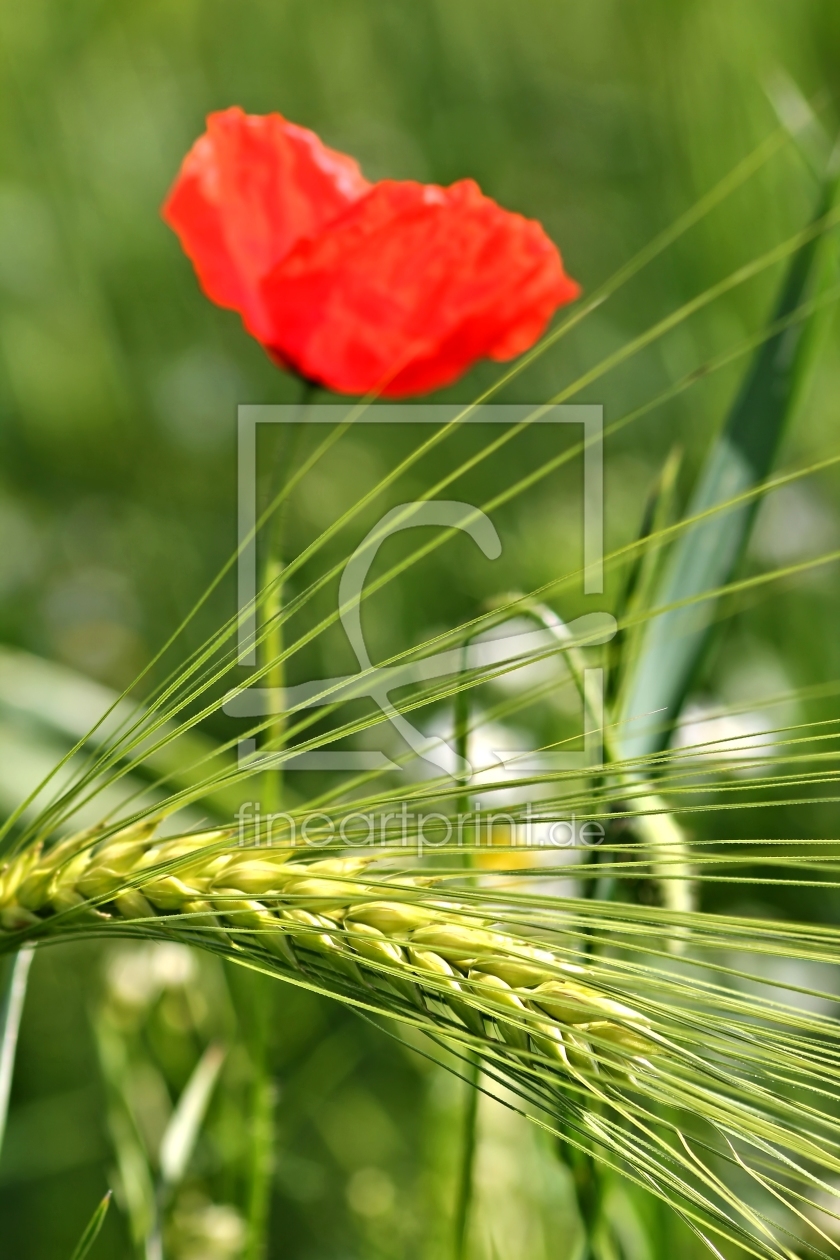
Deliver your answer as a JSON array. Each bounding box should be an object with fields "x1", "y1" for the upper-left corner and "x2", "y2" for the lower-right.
[{"x1": 0, "y1": 820, "x2": 658, "y2": 1081}]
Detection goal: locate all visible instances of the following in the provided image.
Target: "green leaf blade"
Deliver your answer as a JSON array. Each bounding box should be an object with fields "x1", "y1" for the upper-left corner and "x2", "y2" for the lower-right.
[
  {"x1": 0, "y1": 946, "x2": 34, "y2": 1157},
  {"x1": 159, "y1": 1042, "x2": 226, "y2": 1187},
  {"x1": 619, "y1": 166, "x2": 840, "y2": 761},
  {"x1": 69, "y1": 1190, "x2": 112, "y2": 1260}
]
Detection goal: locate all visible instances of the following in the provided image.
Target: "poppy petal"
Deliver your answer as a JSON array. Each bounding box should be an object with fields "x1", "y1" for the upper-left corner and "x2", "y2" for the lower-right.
[
  {"x1": 162, "y1": 107, "x2": 370, "y2": 342},
  {"x1": 259, "y1": 179, "x2": 580, "y2": 396}
]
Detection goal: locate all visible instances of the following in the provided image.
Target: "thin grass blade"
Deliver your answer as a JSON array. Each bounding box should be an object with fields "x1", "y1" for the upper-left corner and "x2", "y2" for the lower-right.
[{"x1": 69, "y1": 1191, "x2": 112, "y2": 1260}]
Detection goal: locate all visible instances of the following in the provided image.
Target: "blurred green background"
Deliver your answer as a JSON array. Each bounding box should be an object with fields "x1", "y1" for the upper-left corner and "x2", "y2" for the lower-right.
[{"x1": 1, "y1": 0, "x2": 840, "y2": 1255}]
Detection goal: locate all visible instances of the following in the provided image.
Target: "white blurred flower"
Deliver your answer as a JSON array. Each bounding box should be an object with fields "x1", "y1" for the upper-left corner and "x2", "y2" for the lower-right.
[
  {"x1": 751, "y1": 482, "x2": 838, "y2": 567},
  {"x1": 673, "y1": 649, "x2": 799, "y2": 774},
  {"x1": 171, "y1": 1199, "x2": 246, "y2": 1260},
  {"x1": 106, "y1": 943, "x2": 196, "y2": 1008},
  {"x1": 672, "y1": 701, "x2": 777, "y2": 766}
]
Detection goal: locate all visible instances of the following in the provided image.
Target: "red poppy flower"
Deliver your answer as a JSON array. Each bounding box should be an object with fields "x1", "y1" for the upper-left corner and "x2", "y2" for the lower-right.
[{"x1": 163, "y1": 107, "x2": 580, "y2": 397}]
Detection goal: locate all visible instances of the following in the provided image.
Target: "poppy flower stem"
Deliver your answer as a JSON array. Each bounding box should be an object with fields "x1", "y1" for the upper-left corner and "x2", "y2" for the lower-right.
[
  {"x1": 261, "y1": 553, "x2": 285, "y2": 817},
  {"x1": 260, "y1": 378, "x2": 317, "y2": 814}
]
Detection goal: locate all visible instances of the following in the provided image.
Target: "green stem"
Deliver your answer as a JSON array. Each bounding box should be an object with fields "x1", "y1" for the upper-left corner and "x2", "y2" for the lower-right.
[
  {"x1": 261, "y1": 554, "x2": 285, "y2": 817},
  {"x1": 244, "y1": 995, "x2": 276, "y2": 1260},
  {"x1": 260, "y1": 380, "x2": 315, "y2": 817},
  {"x1": 454, "y1": 641, "x2": 471, "y2": 834},
  {"x1": 146, "y1": 1193, "x2": 163, "y2": 1260},
  {"x1": 453, "y1": 1055, "x2": 480, "y2": 1260},
  {"x1": 452, "y1": 645, "x2": 480, "y2": 1260},
  {"x1": 572, "y1": 1148, "x2": 600, "y2": 1257}
]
